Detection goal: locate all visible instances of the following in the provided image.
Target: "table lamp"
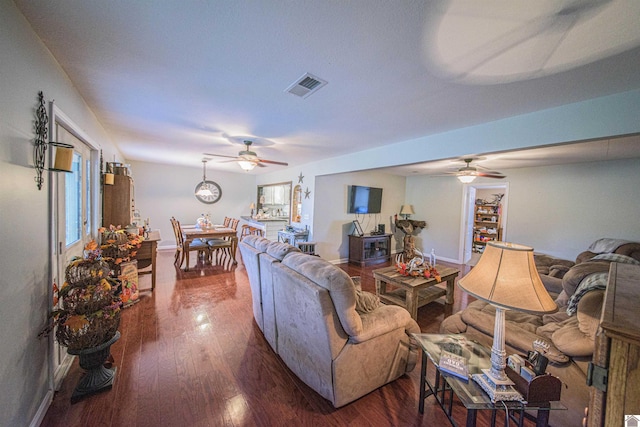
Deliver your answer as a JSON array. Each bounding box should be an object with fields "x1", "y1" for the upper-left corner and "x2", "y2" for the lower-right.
[
  {"x1": 250, "y1": 202, "x2": 256, "y2": 216},
  {"x1": 400, "y1": 204, "x2": 415, "y2": 219},
  {"x1": 457, "y1": 241, "x2": 557, "y2": 402}
]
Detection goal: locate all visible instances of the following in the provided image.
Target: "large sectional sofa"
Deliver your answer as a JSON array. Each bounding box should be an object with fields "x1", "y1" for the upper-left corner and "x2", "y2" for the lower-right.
[
  {"x1": 238, "y1": 235, "x2": 420, "y2": 407},
  {"x1": 441, "y1": 239, "x2": 640, "y2": 427}
]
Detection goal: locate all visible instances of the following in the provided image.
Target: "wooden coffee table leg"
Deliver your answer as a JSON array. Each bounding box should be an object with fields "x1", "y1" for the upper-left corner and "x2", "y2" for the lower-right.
[
  {"x1": 375, "y1": 278, "x2": 387, "y2": 297},
  {"x1": 445, "y1": 277, "x2": 455, "y2": 304},
  {"x1": 406, "y1": 288, "x2": 419, "y2": 320}
]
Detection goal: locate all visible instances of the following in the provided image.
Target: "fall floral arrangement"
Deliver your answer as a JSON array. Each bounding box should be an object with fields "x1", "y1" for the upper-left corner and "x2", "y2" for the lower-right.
[
  {"x1": 395, "y1": 250, "x2": 441, "y2": 281},
  {"x1": 40, "y1": 240, "x2": 122, "y2": 351},
  {"x1": 99, "y1": 225, "x2": 143, "y2": 304}
]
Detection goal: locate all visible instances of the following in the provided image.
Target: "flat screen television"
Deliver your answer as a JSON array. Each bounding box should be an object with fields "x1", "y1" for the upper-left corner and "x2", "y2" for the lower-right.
[{"x1": 347, "y1": 185, "x2": 383, "y2": 214}]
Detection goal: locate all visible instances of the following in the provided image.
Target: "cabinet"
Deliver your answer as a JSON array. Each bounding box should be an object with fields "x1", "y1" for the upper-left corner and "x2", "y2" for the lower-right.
[
  {"x1": 586, "y1": 263, "x2": 640, "y2": 427},
  {"x1": 349, "y1": 234, "x2": 392, "y2": 267},
  {"x1": 103, "y1": 174, "x2": 135, "y2": 227},
  {"x1": 473, "y1": 203, "x2": 502, "y2": 253}
]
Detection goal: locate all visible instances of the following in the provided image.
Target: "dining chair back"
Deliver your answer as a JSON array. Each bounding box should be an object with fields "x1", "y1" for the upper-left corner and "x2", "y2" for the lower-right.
[{"x1": 172, "y1": 218, "x2": 210, "y2": 269}]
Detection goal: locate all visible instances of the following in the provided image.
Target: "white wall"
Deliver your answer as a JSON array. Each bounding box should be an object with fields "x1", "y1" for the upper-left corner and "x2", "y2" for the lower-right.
[
  {"x1": 129, "y1": 160, "x2": 255, "y2": 249},
  {"x1": 405, "y1": 158, "x2": 640, "y2": 262},
  {"x1": 314, "y1": 171, "x2": 406, "y2": 262},
  {"x1": 0, "y1": 1, "x2": 122, "y2": 425}
]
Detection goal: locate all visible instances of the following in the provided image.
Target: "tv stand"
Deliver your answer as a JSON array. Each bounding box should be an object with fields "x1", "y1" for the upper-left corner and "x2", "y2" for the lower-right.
[{"x1": 348, "y1": 234, "x2": 392, "y2": 267}]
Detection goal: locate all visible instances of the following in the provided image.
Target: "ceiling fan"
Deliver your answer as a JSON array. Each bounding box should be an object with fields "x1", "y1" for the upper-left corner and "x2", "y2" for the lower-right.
[
  {"x1": 444, "y1": 158, "x2": 506, "y2": 183},
  {"x1": 204, "y1": 140, "x2": 288, "y2": 171}
]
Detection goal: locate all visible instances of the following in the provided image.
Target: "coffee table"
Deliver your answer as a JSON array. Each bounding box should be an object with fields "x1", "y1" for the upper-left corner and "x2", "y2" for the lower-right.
[
  {"x1": 372, "y1": 265, "x2": 459, "y2": 320},
  {"x1": 413, "y1": 333, "x2": 566, "y2": 427}
]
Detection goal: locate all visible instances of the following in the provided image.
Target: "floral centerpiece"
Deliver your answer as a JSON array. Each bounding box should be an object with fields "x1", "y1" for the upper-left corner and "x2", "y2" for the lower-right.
[{"x1": 395, "y1": 249, "x2": 441, "y2": 281}]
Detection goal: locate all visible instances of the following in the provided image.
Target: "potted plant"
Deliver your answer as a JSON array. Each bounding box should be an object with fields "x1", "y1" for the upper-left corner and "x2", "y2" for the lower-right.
[{"x1": 40, "y1": 240, "x2": 122, "y2": 402}]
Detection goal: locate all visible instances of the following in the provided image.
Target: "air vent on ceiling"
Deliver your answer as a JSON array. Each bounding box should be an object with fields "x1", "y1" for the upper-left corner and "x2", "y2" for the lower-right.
[{"x1": 285, "y1": 72, "x2": 328, "y2": 98}]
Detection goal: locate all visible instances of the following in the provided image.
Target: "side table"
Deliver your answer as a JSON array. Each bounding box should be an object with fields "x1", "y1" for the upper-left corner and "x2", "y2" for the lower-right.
[
  {"x1": 277, "y1": 229, "x2": 309, "y2": 246},
  {"x1": 413, "y1": 333, "x2": 565, "y2": 427}
]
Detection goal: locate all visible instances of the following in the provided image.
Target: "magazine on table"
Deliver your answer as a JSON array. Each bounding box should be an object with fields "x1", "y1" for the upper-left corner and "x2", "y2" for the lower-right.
[{"x1": 439, "y1": 350, "x2": 469, "y2": 380}]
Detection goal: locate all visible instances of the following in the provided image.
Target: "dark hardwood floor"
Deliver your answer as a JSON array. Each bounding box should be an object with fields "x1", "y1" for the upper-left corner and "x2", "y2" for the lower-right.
[{"x1": 41, "y1": 250, "x2": 537, "y2": 426}]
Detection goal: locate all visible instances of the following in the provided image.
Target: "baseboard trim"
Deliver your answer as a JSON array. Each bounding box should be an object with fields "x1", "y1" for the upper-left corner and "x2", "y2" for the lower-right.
[{"x1": 29, "y1": 389, "x2": 53, "y2": 427}]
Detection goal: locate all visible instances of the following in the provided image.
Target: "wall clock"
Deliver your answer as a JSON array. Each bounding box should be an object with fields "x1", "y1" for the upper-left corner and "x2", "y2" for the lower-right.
[{"x1": 194, "y1": 180, "x2": 222, "y2": 204}]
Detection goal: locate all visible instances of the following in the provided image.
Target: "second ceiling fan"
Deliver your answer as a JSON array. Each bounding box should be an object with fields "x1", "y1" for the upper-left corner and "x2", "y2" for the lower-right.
[
  {"x1": 204, "y1": 140, "x2": 288, "y2": 171},
  {"x1": 444, "y1": 158, "x2": 506, "y2": 183}
]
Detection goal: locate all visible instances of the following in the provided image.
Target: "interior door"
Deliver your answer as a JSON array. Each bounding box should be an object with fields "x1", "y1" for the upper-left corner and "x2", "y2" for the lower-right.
[{"x1": 50, "y1": 112, "x2": 98, "y2": 389}]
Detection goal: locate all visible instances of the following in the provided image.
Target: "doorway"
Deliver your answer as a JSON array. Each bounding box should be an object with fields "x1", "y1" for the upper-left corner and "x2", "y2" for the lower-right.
[
  {"x1": 460, "y1": 183, "x2": 509, "y2": 266},
  {"x1": 49, "y1": 103, "x2": 100, "y2": 389}
]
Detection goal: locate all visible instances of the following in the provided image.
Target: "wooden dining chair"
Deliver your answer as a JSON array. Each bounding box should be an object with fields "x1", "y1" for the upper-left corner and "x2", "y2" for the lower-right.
[
  {"x1": 207, "y1": 218, "x2": 239, "y2": 263},
  {"x1": 170, "y1": 217, "x2": 183, "y2": 266},
  {"x1": 172, "y1": 218, "x2": 210, "y2": 269}
]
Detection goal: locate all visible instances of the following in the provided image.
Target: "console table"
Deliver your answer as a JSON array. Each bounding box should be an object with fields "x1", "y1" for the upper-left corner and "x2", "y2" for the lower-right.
[{"x1": 413, "y1": 333, "x2": 565, "y2": 427}]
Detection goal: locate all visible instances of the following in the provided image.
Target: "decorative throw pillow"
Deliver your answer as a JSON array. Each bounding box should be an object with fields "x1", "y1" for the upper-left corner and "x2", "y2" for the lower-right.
[
  {"x1": 349, "y1": 276, "x2": 379, "y2": 313},
  {"x1": 355, "y1": 289, "x2": 380, "y2": 314}
]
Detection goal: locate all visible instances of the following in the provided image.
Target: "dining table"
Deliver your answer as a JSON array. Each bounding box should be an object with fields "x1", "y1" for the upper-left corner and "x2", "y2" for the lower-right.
[{"x1": 181, "y1": 225, "x2": 238, "y2": 270}]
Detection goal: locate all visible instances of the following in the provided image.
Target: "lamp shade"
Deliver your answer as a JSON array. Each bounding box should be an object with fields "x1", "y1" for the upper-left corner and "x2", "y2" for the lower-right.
[
  {"x1": 52, "y1": 145, "x2": 74, "y2": 172},
  {"x1": 249, "y1": 202, "x2": 256, "y2": 209},
  {"x1": 104, "y1": 173, "x2": 115, "y2": 185},
  {"x1": 458, "y1": 241, "x2": 557, "y2": 314},
  {"x1": 400, "y1": 204, "x2": 415, "y2": 215}
]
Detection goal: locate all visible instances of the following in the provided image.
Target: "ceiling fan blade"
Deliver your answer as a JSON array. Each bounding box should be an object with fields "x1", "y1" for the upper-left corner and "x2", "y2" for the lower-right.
[
  {"x1": 477, "y1": 172, "x2": 506, "y2": 179},
  {"x1": 258, "y1": 159, "x2": 289, "y2": 166},
  {"x1": 203, "y1": 152, "x2": 238, "y2": 159}
]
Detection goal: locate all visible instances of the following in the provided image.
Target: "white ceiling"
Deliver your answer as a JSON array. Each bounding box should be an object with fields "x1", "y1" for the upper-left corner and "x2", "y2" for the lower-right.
[{"x1": 14, "y1": 0, "x2": 640, "y2": 175}]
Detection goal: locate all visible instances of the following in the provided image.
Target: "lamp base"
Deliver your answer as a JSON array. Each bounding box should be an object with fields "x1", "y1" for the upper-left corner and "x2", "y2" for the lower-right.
[{"x1": 471, "y1": 369, "x2": 523, "y2": 403}]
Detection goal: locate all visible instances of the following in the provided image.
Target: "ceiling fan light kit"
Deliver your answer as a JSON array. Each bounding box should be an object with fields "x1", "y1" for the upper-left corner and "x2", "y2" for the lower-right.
[
  {"x1": 238, "y1": 159, "x2": 257, "y2": 171},
  {"x1": 445, "y1": 158, "x2": 505, "y2": 183},
  {"x1": 458, "y1": 174, "x2": 477, "y2": 183},
  {"x1": 204, "y1": 139, "x2": 288, "y2": 172}
]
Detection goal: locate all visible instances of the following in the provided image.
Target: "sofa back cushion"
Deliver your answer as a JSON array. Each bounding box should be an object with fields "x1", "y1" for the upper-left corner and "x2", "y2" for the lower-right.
[
  {"x1": 281, "y1": 252, "x2": 363, "y2": 337},
  {"x1": 271, "y1": 259, "x2": 349, "y2": 402},
  {"x1": 256, "y1": 241, "x2": 300, "y2": 350},
  {"x1": 238, "y1": 238, "x2": 268, "y2": 330},
  {"x1": 242, "y1": 234, "x2": 271, "y2": 252}
]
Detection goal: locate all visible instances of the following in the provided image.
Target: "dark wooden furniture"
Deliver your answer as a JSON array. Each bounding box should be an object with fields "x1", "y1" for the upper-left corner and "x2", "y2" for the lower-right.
[
  {"x1": 587, "y1": 262, "x2": 640, "y2": 427},
  {"x1": 102, "y1": 174, "x2": 134, "y2": 228},
  {"x1": 373, "y1": 265, "x2": 458, "y2": 320},
  {"x1": 348, "y1": 233, "x2": 391, "y2": 266},
  {"x1": 136, "y1": 232, "x2": 160, "y2": 291}
]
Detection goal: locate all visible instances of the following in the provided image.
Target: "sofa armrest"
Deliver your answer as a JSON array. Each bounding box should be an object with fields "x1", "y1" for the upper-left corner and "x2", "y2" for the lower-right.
[
  {"x1": 548, "y1": 264, "x2": 571, "y2": 278},
  {"x1": 349, "y1": 305, "x2": 419, "y2": 344},
  {"x1": 540, "y1": 274, "x2": 563, "y2": 295}
]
